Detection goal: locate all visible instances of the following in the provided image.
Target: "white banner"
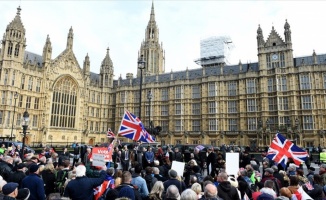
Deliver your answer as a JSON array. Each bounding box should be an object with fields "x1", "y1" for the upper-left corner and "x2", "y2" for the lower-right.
[
  {"x1": 171, "y1": 161, "x2": 185, "y2": 178},
  {"x1": 226, "y1": 153, "x2": 239, "y2": 176},
  {"x1": 92, "y1": 153, "x2": 105, "y2": 167}
]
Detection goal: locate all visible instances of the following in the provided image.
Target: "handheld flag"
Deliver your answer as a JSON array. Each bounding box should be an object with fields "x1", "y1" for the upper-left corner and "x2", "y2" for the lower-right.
[
  {"x1": 107, "y1": 128, "x2": 115, "y2": 138},
  {"x1": 118, "y1": 110, "x2": 155, "y2": 143},
  {"x1": 267, "y1": 133, "x2": 308, "y2": 168}
]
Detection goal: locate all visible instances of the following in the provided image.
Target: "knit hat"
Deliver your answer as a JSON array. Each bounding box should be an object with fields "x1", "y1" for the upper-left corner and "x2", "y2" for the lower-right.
[
  {"x1": 106, "y1": 189, "x2": 119, "y2": 200},
  {"x1": 17, "y1": 163, "x2": 26, "y2": 170},
  {"x1": 168, "y1": 169, "x2": 178, "y2": 178},
  {"x1": 29, "y1": 164, "x2": 39, "y2": 173},
  {"x1": 257, "y1": 193, "x2": 274, "y2": 200},
  {"x1": 16, "y1": 188, "x2": 30, "y2": 200},
  {"x1": 118, "y1": 186, "x2": 135, "y2": 200},
  {"x1": 2, "y1": 182, "x2": 18, "y2": 195},
  {"x1": 264, "y1": 168, "x2": 274, "y2": 174},
  {"x1": 76, "y1": 165, "x2": 86, "y2": 177}
]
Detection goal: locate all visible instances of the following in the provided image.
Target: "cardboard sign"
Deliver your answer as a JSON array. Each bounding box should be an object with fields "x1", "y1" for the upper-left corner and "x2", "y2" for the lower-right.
[
  {"x1": 226, "y1": 153, "x2": 239, "y2": 176},
  {"x1": 92, "y1": 153, "x2": 105, "y2": 167},
  {"x1": 171, "y1": 161, "x2": 185, "y2": 178},
  {"x1": 90, "y1": 147, "x2": 112, "y2": 162}
]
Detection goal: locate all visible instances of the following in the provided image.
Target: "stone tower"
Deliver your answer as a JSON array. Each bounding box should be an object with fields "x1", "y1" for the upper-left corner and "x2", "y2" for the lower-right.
[
  {"x1": 137, "y1": 2, "x2": 165, "y2": 77},
  {"x1": 257, "y1": 20, "x2": 294, "y2": 70},
  {"x1": 100, "y1": 47, "x2": 114, "y2": 88},
  {"x1": 0, "y1": 6, "x2": 26, "y2": 64}
]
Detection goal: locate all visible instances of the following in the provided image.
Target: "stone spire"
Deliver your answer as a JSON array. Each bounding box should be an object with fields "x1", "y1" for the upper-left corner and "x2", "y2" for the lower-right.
[
  {"x1": 42, "y1": 35, "x2": 52, "y2": 65},
  {"x1": 137, "y1": 2, "x2": 165, "y2": 77},
  {"x1": 66, "y1": 27, "x2": 74, "y2": 49},
  {"x1": 257, "y1": 24, "x2": 264, "y2": 48},
  {"x1": 284, "y1": 19, "x2": 292, "y2": 44}
]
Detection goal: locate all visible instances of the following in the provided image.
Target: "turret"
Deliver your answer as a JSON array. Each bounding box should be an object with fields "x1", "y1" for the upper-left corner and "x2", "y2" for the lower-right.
[
  {"x1": 284, "y1": 19, "x2": 291, "y2": 44},
  {"x1": 100, "y1": 47, "x2": 114, "y2": 88},
  {"x1": 83, "y1": 53, "x2": 90, "y2": 76},
  {"x1": 42, "y1": 35, "x2": 52, "y2": 65},
  {"x1": 257, "y1": 25, "x2": 265, "y2": 49},
  {"x1": 66, "y1": 27, "x2": 73, "y2": 50},
  {"x1": 313, "y1": 50, "x2": 318, "y2": 65},
  {"x1": 1, "y1": 6, "x2": 26, "y2": 62}
]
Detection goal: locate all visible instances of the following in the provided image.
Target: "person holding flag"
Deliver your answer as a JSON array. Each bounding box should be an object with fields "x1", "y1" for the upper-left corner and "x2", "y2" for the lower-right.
[
  {"x1": 118, "y1": 110, "x2": 156, "y2": 143},
  {"x1": 267, "y1": 133, "x2": 308, "y2": 169}
]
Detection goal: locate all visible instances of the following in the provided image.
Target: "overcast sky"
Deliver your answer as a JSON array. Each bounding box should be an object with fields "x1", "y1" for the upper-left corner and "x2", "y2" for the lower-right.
[{"x1": 1, "y1": 1, "x2": 326, "y2": 79}]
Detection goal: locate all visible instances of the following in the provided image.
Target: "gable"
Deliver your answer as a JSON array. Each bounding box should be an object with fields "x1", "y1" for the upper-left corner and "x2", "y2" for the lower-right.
[{"x1": 264, "y1": 27, "x2": 285, "y2": 48}]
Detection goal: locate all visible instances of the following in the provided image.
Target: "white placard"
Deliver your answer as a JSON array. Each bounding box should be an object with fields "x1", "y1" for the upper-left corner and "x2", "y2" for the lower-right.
[
  {"x1": 92, "y1": 153, "x2": 105, "y2": 167},
  {"x1": 171, "y1": 161, "x2": 185, "y2": 178},
  {"x1": 226, "y1": 153, "x2": 239, "y2": 176}
]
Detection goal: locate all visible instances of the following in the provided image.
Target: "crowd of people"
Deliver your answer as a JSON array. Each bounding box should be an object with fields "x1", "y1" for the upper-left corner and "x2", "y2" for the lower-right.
[{"x1": 0, "y1": 141, "x2": 323, "y2": 200}]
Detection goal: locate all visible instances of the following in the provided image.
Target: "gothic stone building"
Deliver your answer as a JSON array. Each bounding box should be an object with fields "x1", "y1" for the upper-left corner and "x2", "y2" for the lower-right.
[{"x1": 1, "y1": 5, "x2": 326, "y2": 149}]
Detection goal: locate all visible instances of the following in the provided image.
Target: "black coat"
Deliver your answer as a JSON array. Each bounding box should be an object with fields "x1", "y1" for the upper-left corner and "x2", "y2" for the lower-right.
[
  {"x1": 64, "y1": 170, "x2": 106, "y2": 200},
  {"x1": 41, "y1": 169, "x2": 56, "y2": 196},
  {"x1": 0, "y1": 161, "x2": 14, "y2": 181},
  {"x1": 217, "y1": 181, "x2": 240, "y2": 200},
  {"x1": 7, "y1": 170, "x2": 26, "y2": 187},
  {"x1": 115, "y1": 183, "x2": 142, "y2": 200}
]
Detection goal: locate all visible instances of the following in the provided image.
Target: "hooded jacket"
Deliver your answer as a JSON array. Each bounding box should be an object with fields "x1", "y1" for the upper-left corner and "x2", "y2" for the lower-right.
[{"x1": 217, "y1": 181, "x2": 240, "y2": 200}]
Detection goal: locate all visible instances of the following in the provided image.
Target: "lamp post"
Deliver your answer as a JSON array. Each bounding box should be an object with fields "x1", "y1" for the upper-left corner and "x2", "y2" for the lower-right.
[
  {"x1": 138, "y1": 55, "x2": 146, "y2": 119},
  {"x1": 147, "y1": 90, "x2": 152, "y2": 133},
  {"x1": 21, "y1": 110, "x2": 29, "y2": 158},
  {"x1": 10, "y1": 92, "x2": 18, "y2": 141}
]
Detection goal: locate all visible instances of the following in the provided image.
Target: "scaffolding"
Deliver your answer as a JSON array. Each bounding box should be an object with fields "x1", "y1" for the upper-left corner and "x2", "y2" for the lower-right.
[{"x1": 195, "y1": 36, "x2": 235, "y2": 66}]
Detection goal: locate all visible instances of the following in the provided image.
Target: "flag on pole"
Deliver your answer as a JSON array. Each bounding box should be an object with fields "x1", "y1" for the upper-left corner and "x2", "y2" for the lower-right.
[
  {"x1": 107, "y1": 128, "x2": 115, "y2": 138},
  {"x1": 267, "y1": 133, "x2": 308, "y2": 168},
  {"x1": 195, "y1": 145, "x2": 205, "y2": 151},
  {"x1": 118, "y1": 110, "x2": 155, "y2": 143}
]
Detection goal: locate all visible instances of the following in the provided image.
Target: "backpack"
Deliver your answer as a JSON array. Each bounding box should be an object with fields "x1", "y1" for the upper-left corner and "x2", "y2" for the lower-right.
[
  {"x1": 98, "y1": 187, "x2": 111, "y2": 200},
  {"x1": 54, "y1": 169, "x2": 69, "y2": 195}
]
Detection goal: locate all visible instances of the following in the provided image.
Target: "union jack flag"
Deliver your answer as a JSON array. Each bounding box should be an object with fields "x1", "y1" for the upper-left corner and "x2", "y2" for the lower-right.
[
  {"x1": 118, "y1": 110, "x2": 155, "y2": 143},
  {"x1": 107, "y1": 128, "x2": 115, "y2": 138},
  {"x1": 144, "y1": 131, "x2": 155, "y2": 143},
  {"x1": 267, "y1": 133, "x2": 308, "y2": 168}
]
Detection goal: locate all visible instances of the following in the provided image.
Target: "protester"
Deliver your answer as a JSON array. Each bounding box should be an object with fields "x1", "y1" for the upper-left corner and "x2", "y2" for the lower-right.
[
  {"x1": 21, "y1": 164, "x2": 45, "y2": 200},
  {"x1": 163, "y1": 169, "x2": 186, "y2": 194},
  {"x1": 148, "y1": 181, "x2": 164, "y2": 200},
  {"x1": 216, "y1": 172, "x2": 240, "y2": 200},
  {"x1": 114, "y1": 171, "x2": 142, "y2": 200},
  {"x1": 64, "y1": 164, "x2": 107, "y2": 200}
]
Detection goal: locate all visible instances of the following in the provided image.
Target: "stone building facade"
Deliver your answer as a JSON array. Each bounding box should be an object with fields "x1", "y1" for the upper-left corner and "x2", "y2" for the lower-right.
[{"x1": 1, "y1": 5, "x2": 326, "y2": 148}]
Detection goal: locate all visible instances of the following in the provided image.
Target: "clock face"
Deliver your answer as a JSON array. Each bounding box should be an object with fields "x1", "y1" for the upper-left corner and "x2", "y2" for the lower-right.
[{"x1": 272, "y1": 54, "x2": 278, "y2": 60}]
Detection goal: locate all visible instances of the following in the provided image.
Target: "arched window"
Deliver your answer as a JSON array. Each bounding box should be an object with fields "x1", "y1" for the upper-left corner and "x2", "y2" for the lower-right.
[
  {"x1": 50, "y1": 76, "x2": 78, "y2": 128},
  {"x1": 21, "y1": 76, "x2": 25, "y2": 89},
  {"x1": 104, "y1": 74, "x2": 108, "y2": 86},
  {"x1": 7, "y1": 42, "x2": 13, "y2": 56},
  {"x1": 4, "y1": 70, "x2": 8, "y2": 85},
  {"x1": 14, "y1": 44, "x2": 20, "y2": 57},
  {"x1": 12, "y1": 71, "x2": 15, "y2": 86}
]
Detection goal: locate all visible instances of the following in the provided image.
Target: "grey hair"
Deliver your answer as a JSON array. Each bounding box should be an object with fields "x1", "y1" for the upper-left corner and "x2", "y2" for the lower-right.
[
  {"x1": 180, "y1": 189, "x2": 197, "y2": 200},
  {"x1": 166, "y1": 185, "x2": 180, "y2": 199},
  {"x1": 204, "y1": 183, "x2": 218, "y2": 198},
  {"x1": 152, "y1": 167, "x2": 159, "y2": 174}
]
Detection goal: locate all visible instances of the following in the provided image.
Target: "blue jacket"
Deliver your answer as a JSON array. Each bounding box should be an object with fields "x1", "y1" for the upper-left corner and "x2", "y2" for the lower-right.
[
  {"x1": 21, "y1": 173, "x2": 45, "y2": 200},
  {"x1": 64, "y1": 170, "x2": 106, "y2": 200},
  {"x1": 145, "y1": 151, "x2": 154, "y2": 163}
]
